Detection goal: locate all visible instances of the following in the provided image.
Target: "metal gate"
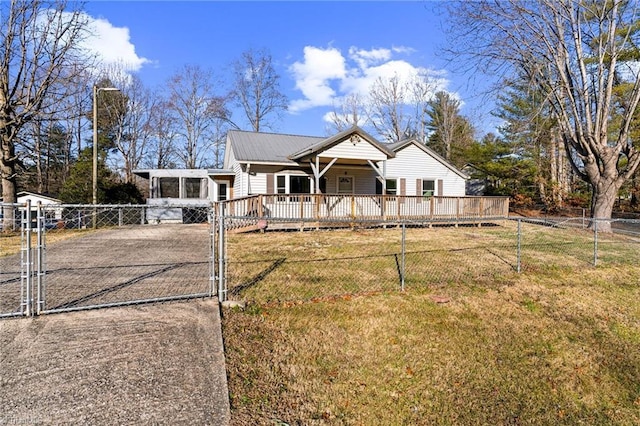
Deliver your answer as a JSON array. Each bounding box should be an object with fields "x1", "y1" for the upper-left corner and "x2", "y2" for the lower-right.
[{"x1": 2, "y1": 202, "x2": 220, "y2": 317}]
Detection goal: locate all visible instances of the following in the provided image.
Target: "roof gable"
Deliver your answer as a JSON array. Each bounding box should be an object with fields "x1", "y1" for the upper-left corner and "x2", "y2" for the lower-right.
[
  {"x1": 288, "y1": 126, "x2": 395, "y2": 161},
  {"x1": 390, "y1": 139, "x2": 469, "y2": 179}
]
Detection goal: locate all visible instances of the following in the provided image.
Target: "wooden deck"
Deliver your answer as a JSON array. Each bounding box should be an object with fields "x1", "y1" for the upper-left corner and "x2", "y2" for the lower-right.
[{"x1": 216, "y1": 194, "x2": 510, "y2": 233}]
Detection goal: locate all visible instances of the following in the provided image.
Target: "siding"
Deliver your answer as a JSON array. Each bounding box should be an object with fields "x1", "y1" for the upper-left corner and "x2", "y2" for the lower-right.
[
  {"x1": 383, "y1": 144, "x2": 466, "y2": 196},
  {"x1": 323, "y1": 168, "x2": 377, "y2": 194},
  {"x1": 320, "y1": 139, "x2": 388, "y2": 161}
]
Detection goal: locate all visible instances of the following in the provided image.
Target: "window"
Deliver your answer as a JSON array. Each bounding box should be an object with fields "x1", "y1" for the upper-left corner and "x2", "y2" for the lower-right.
[
  {"x1": 185, "y1": 178, "x2": 203, "y2": 199},
  {"x1": 218, "y1": 183, "x2": 227, "y2": 202},
  {"x1": 338, "y1": 176, "x2": 354, "y2": 194},
  {"x1": 376, "y1": 178, "x2": 397, "y2": 195},
  {"x1": 277, "y1": 176, "x2": 286, "y2": 194},
  {"x1": 275, "y1": 175, "x2": 312, "y2": 194},
  {"x1": 290, "y1": 176, "x2": 311, "y2": 194},
  {"x1": 422, "y1": 179, "x2": 435, "y2": 197},
  {"x1": 159, "y1": 177, "x2": 179, "y2": 198}
]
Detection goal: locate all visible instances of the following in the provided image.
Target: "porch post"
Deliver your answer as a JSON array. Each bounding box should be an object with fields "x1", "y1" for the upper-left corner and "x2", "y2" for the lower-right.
[
  {"x1": 315, "y1": 157, "x2": 320, "y2": 194},
  {"x1": 382, "y1": 160, "x2": 387, "y2": 220}
]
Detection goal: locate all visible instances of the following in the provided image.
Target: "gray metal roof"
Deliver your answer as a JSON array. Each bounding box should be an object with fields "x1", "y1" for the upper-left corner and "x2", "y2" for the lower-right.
[{"x1": 227, "y1": 130, "x2": 324, "y2": 163}]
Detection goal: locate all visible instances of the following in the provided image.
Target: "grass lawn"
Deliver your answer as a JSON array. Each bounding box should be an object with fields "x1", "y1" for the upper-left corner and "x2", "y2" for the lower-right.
[{"x1": 222, "y1": 224, "x2": 640, "y2": 425}]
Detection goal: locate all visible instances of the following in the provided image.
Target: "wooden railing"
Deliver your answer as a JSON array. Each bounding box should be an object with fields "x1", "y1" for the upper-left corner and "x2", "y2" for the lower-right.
[{"x1": 216, "y1": 194, "x2": 510, "y2": 232}]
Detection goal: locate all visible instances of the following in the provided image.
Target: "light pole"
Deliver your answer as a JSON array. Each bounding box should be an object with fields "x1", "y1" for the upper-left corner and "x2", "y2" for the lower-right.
[{"x1": 92, "y1": 85, "x2": 120, "y2": 206}]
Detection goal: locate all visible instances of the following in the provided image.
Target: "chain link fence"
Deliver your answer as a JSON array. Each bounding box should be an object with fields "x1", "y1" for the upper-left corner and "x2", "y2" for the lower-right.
[
  {"x1": 221, "y1": 216, "x2": 640, "y2": 306},
  {"x1": 0, "y1": 203, "x2": 215, "y2": 317},
  {"x1": 0, "y1": 203, "x2": 30, "y2": 317},
  {"x1": 4, "y1": 202, "x2": 640, "y2": 316}
]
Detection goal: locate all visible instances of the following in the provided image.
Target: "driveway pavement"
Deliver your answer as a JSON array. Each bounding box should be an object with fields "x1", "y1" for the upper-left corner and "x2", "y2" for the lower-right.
[{"x1": 0, "y1": 298, "x2": 230, "y2": 425}]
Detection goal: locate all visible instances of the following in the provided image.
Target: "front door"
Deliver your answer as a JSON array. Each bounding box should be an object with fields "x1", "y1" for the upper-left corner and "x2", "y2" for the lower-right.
[
  {"x1": 337, "y1": 176, "x2": 354, "y2": 194},
  {"x1": 218, "y1": 183, "x2": 228, "y2": 202}
]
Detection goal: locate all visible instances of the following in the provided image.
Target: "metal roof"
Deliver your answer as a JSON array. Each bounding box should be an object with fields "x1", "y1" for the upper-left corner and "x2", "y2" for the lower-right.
[{"x1": 227, "y1": 130, "x2": 324, "y2": 163}]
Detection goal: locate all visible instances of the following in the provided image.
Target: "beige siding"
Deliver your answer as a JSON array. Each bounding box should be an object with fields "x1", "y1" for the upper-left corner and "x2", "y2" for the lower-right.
[
  {"x1": 248, "y1": 173, "x2": 267, "y2": 194},
  {"x1": 232, "y1": 163, "x2": 244, "y2": 197},
  {"x1": 323, "y1": 168, "x2": 377, "y2": 194},
  {"x1": 384, "y1": 144, "x2": 466, "y2": 196},
  {"x1": 320, "y1": 139, "x2": 387, "y2": 161}
]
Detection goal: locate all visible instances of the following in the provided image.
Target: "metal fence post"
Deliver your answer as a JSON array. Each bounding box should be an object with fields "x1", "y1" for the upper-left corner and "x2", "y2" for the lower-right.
[
  {"x1": 517, "y1": 218, "x2": 521, "y2": 273},
  {"x1": 209, "y1": 205, "x2": 216, "y2": 297},
  {"x1": 593, "y1": 219, "x2": 598, "y2": 266},
  {"x1": 36, "y1": 202, "x2": 46, "y2": 314},
  {"x1": 21, "y1": 200, "x2": 33, "y2": 316},
  {"x1": 218, "y1": 203, "x2": 226, "y2": 302},
  {"x1": 118, "y1": 208, "x2": 123, "y2": 227},
  {"x1": 401, "y1": 223, "x2": 406, "y2": 291}
]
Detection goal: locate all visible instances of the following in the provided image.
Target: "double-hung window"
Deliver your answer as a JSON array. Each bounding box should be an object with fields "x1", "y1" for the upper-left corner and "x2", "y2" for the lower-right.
[
  {"x1": 422, "y1": 179, "x2": 435, "y2": 197},
  {"x1": 376, "y1": 178, "x2": 397, "y2": 195}
]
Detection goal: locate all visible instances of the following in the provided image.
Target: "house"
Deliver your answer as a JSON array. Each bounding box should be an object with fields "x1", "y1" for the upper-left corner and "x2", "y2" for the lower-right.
[
  {"x1": 0, "y1": 191, "x2": 64, "y2": 228},
  {"x1": 134, "y1": 127, "x2": 507, "y2": 225},
  {"x1": 136, "y1": 126, "x2": 467, "y2": 200}
]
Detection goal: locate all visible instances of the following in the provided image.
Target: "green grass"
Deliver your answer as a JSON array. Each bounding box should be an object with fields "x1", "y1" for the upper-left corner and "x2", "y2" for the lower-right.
[{"x1": 222, "y1": 223, "x2": 640, "y2": 425}]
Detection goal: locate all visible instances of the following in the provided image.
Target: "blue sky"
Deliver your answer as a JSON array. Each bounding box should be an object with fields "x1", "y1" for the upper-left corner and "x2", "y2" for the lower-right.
[{"x1": 81, "y1": 1, "x2": 499, "y2": 137}]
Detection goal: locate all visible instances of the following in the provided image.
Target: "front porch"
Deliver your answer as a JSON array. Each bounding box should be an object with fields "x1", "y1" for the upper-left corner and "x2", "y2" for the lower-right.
[{"x1": 218, "y1": 194, "x2": 510, "y2": 232}]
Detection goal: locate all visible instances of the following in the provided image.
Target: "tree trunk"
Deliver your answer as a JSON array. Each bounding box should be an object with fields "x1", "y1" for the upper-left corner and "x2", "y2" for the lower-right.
[
  {"x1": 0, "y1": 112, "x2": 18, "y2": 230},
  {"x1": 590, "y1": 180, "x2": 620, "y2": 233}
]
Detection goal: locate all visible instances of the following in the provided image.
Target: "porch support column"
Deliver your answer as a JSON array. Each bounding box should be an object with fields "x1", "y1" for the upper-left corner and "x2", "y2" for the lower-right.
[
  {"x1": 309, "y1": 157, "x2": 338, "y2": 194},
  {"x1": 367, "y1": 159, "x2": 387, "y2": 195},
  {"x1": 367, "y1": 159, "x2": 387, "y2": 220}
]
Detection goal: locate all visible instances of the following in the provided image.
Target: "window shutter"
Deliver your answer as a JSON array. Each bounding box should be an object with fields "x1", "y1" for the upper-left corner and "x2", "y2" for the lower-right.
[
  {"x1": 400, "y1": 178, "x2": 406, "y2": 203},
  {"x1": 437, "y1": 179, "x2": 444, "y2": 203},
  {"x1": 266, "y1": 174, "x2": 274, "y2": 194},
  {"x1": 416, "y1": 179, "x2": 422, "y2": 203}
]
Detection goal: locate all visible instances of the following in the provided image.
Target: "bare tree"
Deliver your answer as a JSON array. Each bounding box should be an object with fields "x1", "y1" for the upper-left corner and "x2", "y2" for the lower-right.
[
  {"x1": 144, "y1": 99, "x2": 178, "y2": 169},
  {"x1": 230, "y1": 48, "x2": 288, "y2": 132},
  {"x1": 0, "y1": 0, "x2": 91, "y2": 228},
  {"x1": 367, "y1": 75, "x2": 412, "y2": 142},
  {"x1": 99, "y1": 68, "x2": 156, "y2": 183},
  {"x1": 166, "y1": 65, "x2": 228, "y2": 168},
  {"x1": 366, "y1": 73, "x2": 439, "y2": 143},
  {"x1": 447, "y1": 0, "x2": 640, "y2": 229},
  {"x1": 325, "y1": 93, "x2": 367, "y2": 134}
]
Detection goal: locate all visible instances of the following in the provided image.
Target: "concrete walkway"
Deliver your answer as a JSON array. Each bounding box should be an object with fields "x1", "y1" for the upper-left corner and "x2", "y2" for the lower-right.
[{"x1": 0, "y1": 298, "x2": 230, "y2": 425}]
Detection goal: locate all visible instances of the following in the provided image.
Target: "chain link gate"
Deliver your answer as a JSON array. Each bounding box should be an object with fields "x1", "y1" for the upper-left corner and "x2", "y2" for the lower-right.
[{"x1": 2, "y1": 202, "x2": 219, "y2": 317}]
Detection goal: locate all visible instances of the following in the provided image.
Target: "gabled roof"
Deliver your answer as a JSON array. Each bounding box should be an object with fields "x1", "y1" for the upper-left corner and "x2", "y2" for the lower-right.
[
  {"x1": 288, "y1": 126, "x2": 395, "y2": 160},
  {"x1": 227, "y1": 129, "x2": 324, "y2": 164},
  {"x1": 389, "y1": 138, "x2": 469, "y2": 179}
]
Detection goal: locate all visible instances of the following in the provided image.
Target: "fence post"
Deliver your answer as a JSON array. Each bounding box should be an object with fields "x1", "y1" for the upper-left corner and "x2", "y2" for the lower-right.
[
  {"x1": 118, "y1": 208, "x2": 123, "y2": 227},
  {"x1": 22, "y1": 200, "x2": 33, "y2": 316},
  {"x1": 218, "y1": 203, "x2": 226, "y2": 302},
  {"x1": 593, "y1": 219, "x2": 598, "y2": 266},
  {"x1": 401, "y1": 223, "x2": 406, "y2": 291},
  {"x1": 208, "y1": 203, "x2": 218, "y2": 297},
  {"x1": 36, "y1": 202, "x2": 45, "y2": 314},
  {"x1": 517, "y1": 218, "x2": 521, "y2": 273}
]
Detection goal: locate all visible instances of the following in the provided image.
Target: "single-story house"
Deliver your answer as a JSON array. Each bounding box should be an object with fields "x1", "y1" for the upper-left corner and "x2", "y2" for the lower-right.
[
  {"x1": 135, "y1": 126, "x2": 467, "y2": 201},
  {"x1": 134, "y1": 126, "x2": 507, "y2": 224}
]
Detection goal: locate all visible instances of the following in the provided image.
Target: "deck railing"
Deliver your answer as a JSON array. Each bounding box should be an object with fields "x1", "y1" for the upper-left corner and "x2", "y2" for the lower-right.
[{"x1": 217, "y1": 194, "x2": 510, "y2": 232}]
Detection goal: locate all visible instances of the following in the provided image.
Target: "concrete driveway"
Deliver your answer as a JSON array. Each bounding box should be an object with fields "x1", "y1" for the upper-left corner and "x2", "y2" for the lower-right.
[{"x1": 0, "y1": 298, "x2": 230, "y2": 425}]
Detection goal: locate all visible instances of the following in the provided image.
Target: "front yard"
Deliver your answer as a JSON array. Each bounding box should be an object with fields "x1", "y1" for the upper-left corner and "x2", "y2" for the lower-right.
[{"x1": 222, "y1": 224, "x2": 640, "y2": 425}]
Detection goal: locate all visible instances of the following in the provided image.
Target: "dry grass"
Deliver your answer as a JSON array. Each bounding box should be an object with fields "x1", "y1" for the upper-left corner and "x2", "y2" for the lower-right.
[
  {"x1": 0, "y1": 229, "x2": 92, "y2": 257},
  {"x1": 222, "y1": 223, "x2": 640, "y2": 425}
]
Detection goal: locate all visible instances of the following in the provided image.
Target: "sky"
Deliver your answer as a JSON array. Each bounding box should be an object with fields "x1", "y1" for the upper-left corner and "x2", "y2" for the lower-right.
[{"x1": 80, "y1": 1, "x2": 500, "y2": 138}]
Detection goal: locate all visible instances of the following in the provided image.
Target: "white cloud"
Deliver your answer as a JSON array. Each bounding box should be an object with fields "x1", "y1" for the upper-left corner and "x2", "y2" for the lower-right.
[
  {"x1": 289, "y1": 46, "x2": 347, "y2": 113},
  {"x1": 81, "y1": 14, "x2": 151, "y2": 73},
  {"x1": 289, "y1": 45, "x2": 451, "y2": 114}
]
